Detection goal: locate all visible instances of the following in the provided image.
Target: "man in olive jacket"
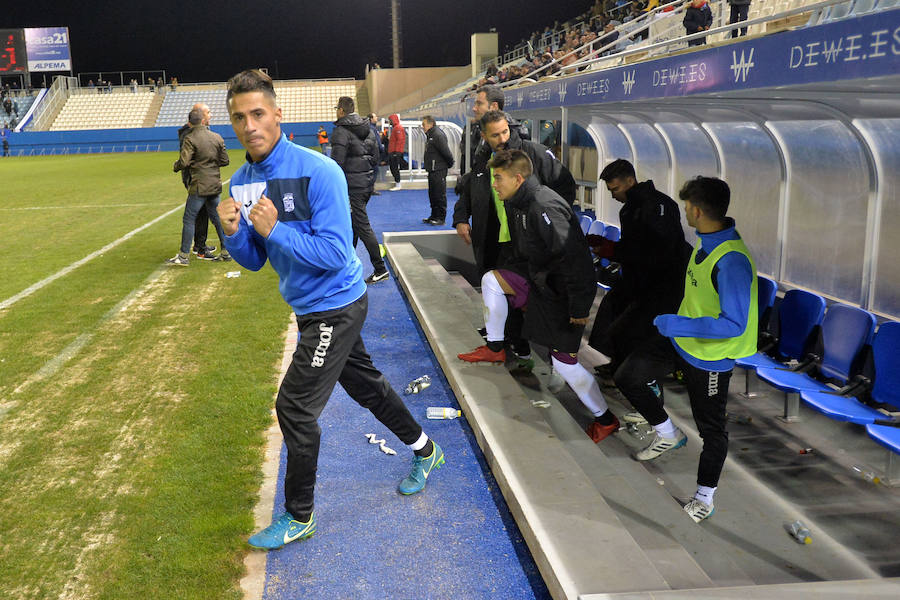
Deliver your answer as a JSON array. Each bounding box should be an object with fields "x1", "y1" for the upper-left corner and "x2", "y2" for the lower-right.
[
  {"x1": 177, "y1": 102, "x2": 217, "y2": 258},
  {"x1": 421, "y1": 115, "x2": 455, "y2": 225},
  {"x1": 167, "y1": 107, "x2": 230, "y2": 265}
]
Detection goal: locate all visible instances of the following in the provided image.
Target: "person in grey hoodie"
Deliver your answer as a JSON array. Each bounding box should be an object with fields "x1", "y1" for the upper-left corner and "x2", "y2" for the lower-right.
[{"x1": 332, "y1": 96, "x2": 388, "y2": 283}]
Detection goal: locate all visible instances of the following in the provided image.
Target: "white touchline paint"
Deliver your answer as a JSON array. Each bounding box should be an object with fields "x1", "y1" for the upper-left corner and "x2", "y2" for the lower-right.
[{"x1": 0, "y1": 179, "x2": 231, "y2": 311}]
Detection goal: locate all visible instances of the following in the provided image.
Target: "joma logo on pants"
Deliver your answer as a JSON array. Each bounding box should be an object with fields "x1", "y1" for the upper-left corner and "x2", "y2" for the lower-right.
[
  {"x1": 707, "y1": 372, "x2": 719, "y2": 397},
  {"x1": 311, "y1": 323, "x2": 334, "y2": 367}
]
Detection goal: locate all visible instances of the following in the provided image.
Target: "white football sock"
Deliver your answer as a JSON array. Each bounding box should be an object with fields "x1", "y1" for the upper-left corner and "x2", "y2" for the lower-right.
[
  {"x1": 407, "y1": 432, "x2": 429, "y2": 452},
  {"x1": 694, "y1": 485, "x2": 716, "y2": 505},
  {"x1": 654, "y1": 418, "x2": 678, "y2": 439},
  {"x1": 481, "y1": 271, "x2": 508, "y2": 343},
  {"x1": 551, "y1": 356, "x2": 609, "y2": 416}
]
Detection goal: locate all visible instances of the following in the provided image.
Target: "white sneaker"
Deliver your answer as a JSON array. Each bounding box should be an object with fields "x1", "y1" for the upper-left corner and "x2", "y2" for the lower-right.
[
  {"x1": 683, "y1": 498, "x2": 715, "y2": 523},
  {"x1": 634, "y1": 429, "x2": 687, "y2": 461},
  {"x1": 389, "y1": 183, "x2": 402, "y2": 191}
]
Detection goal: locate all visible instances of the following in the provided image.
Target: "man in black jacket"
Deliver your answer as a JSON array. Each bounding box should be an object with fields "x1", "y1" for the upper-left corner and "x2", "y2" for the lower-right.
[
  {"x1": 453, "y1": 110, "x2": 575, "y2": 275},
  {"x1": 331, "y1": 96, "x2": 387, "y2": 284},
  {"x1": 588, "y1": 159, "x2": 690, "y2": 378},
  {"x1": 458, "y1": 84, "x2": 529, "y2": 178},
  {"x1": 458, "y1": 150, "x2": 620, "y2": 442},
  {"x1": 421, "y1": 115, "x2": 455, "y2": 225}
]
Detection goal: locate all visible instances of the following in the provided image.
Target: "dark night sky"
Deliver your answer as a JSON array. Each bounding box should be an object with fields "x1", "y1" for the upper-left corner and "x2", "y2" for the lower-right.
[{"x1": 6, "y1": 0, "x2": 592, "y2": 82}]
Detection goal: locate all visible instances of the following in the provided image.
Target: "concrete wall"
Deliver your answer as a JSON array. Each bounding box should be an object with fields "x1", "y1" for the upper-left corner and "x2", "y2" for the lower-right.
[{"x1": 365, "y1": 66, "x2": 470, "y2": 117}]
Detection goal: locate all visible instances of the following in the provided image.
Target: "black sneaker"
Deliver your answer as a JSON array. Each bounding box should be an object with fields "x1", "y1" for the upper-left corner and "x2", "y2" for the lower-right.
[
  {"x1": 365, "y1": 270, "x2": 389, "y2": 284},
  {"x1": 424, "y1": 218, "x2": 444, "y2": 226},
  {"x1": 192, "y1": 245, "x2": 216, "y2": 256},
  {"x1": 212, "y1": 251, "x2": 233, "y2": 262}
]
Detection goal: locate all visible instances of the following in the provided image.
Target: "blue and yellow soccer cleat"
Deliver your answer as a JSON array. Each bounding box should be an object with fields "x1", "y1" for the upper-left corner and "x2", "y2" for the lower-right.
[
  {"x1": 398, "y1": 442, "x2": 444, "y2": 495},
  {"x1": 248, "y1": 511, "x2": 316, "y2": 550}
]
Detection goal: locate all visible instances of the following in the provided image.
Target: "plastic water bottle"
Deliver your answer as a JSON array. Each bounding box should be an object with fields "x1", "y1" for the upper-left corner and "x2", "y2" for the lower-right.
[
  {"x1": 404, "y1": 375, "x2": 432, "y2": 395},
  {"x1": 788, "y1": 520, "x2": 811, "y2": 545},
  {"x1": 427, "y1": 407, "x2": 461, "y2": 420},
  {"x1": 851, "y1": 465, "x2": 881, "y2": 484}
]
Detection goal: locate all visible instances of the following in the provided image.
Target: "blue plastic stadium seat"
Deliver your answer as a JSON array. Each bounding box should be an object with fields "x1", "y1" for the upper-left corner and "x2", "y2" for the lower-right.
[
  {"x1": 757, "y1": 303, "x2": 876, "y2": 393},
  {"x1": 736, "y1": 289, "x2": 826, "y2": 371},
  {"x1": 603, "y1": 224, "x2": 621, "y2": 243},
  {"x1": 757, "y1": 275, "x2": 778, "y2": 332},
  {"x1": 580, "y1": 214, "x2": 593, "y2": 234},
  {"x1": 587, "y1": 220, "x2": 606, "y2": 237},
  {"x1": 801, "y1": 321, "x2": 900, "y2": 423},
  {"x1": 866, "y1": 423, "x2": 900, "y2": 454}
]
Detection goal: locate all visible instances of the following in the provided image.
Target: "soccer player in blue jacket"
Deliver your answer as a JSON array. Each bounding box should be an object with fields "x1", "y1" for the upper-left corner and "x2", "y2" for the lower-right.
[{"x1": 217, "y1": 70, "x2": 443, "y2": 550}]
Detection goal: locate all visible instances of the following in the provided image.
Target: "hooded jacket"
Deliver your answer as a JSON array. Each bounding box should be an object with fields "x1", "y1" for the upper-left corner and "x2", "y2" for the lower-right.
[
  {"x1": 387, "y1": 114, "x2": 406, "y2": 153},
  {"x1": 423, "y1": 124, "x2": 454, "y2": 172},
  {"x1": 330, "y1": 112, "x2": 378, "y2": 193}
]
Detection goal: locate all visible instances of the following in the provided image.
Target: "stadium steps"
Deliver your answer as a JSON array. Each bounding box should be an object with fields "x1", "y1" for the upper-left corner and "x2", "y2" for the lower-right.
[
  {"x1": 384, "y1": 230, "x2": 900, "y2": 599},
  {"x1": 143, "y1": 92, "x2": 165, "y2": 128}
]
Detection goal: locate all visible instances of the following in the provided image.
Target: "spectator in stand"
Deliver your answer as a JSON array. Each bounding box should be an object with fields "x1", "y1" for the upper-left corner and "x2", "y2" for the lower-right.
[
  {"x1": 598, "y1": 21, "x2": 621, "y2": 55},
  {"x1": 1, "y1": 128, "x2": 9, "y2": 157},
  {"x1": 331, "y1": 96, "x2": 387, "y2": 284},
  {"x1": 727, "y1": 0, "x2": 751, "y2": 38},
  {"x1": 684, "y1": 0, "x2": 713, "y2": 46},
  {"x1": 167, "y1": 107, "x2": 230, "y2": 265},
  {"x1": 2, "y1": 95, "x2": 13, "y2": 117},
  {"x1": 147, "y1": 78, "x2": 154, "y2": 92},
  {"x1": 170, "y1": 77, "x2": 178, "y2": 91},
  {"x1": 130, "y1": 78, "x2": 138, "y2": 93},
  {"x1": 421, "y1": 115, "x2": 454, "y2": 225},
  {"x1": 387, "y1": 113, "x2": 406, "y2": 191}
]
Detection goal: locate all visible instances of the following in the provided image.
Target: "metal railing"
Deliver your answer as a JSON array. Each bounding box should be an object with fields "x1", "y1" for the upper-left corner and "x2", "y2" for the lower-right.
[{"x1": 28, "y1": 76, "x2": 78, "y2": 131}]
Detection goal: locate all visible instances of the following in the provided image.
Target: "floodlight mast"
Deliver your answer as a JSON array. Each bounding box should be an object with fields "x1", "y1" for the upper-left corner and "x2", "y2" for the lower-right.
[{"x1": 391, "y1": 0, "x2": 402, "y2": 68}]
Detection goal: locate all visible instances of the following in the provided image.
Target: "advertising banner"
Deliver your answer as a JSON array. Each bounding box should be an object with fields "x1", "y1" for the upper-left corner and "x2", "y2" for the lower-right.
[{"x1": 24, "y1": 27, "x2": 71, "y2": 72}]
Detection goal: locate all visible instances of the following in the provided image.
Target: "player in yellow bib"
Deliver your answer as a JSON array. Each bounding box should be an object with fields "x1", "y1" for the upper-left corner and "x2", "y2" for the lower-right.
[{"x1": 613, "y1": 176, "x2": 757, "y2": 523}]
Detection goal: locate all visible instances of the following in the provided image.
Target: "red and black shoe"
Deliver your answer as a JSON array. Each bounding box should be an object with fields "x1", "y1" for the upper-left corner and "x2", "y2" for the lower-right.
[
  {"x1": 586, "y1": 414, "x2": 620, "y2": 443},
  {"x1": 457, "y1": 345, "x2": 506, "y2": 363}
]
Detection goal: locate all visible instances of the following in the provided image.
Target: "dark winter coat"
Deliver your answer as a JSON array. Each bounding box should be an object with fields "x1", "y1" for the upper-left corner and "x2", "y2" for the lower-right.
[
  {"x1": 683, "y1": 4, "x2": 713, "y2": 35},
  {"x1": 331, "y1": 112, "x2": 379, "y2": 193},
  {"x1": 727, "y1": 0, "x2": 751, "y2": 6},
  {"x1": 613, "y1": 180, "x2": 691, "y2": 312},
  {"x1": 452, "y1": 125, "x2": 576, "y2": 274},
  {"x1": 423, "y1": 124, "x2": 454, "y2": 172},
  {"x1": 506, "y1": 176, "x2": 596, "y2": 351},
  {"x1": 177, "y1": 123, "x2": 192, "y2": 189},
  {"x1": 173, "y1": 125, "x2": 229, "y2": 196}
]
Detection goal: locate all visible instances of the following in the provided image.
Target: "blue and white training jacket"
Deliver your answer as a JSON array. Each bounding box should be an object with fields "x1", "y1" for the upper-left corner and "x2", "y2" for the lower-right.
[{"x1": 225, "y1": 134, "x2": 366, "y2": 316}]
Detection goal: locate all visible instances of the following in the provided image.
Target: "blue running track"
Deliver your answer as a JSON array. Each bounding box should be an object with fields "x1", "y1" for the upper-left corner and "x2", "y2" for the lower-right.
[{"x1": 261, "y1": 189, "x2": 551, "y2": 599}]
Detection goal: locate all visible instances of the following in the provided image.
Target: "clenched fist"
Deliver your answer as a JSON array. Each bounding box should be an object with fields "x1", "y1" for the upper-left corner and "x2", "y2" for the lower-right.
[
  {"x1": 249, "y1": 194, "x2": 278, "y2": 238},
  {"x1": 218, "y1": 197, "x2": 241, "y2": 236}
]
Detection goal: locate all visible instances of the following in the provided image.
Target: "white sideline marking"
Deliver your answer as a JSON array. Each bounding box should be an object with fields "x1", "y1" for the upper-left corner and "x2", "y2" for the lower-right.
[
  {"x1": 0, "y1": 179, "x2": 230, "y2": 312},
  {"x1": 1, "y1": 203, "x2": 165, "y2": 211},
  {"x1": 11, "y1": 268, "x2": 168, "y2": 396}
]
